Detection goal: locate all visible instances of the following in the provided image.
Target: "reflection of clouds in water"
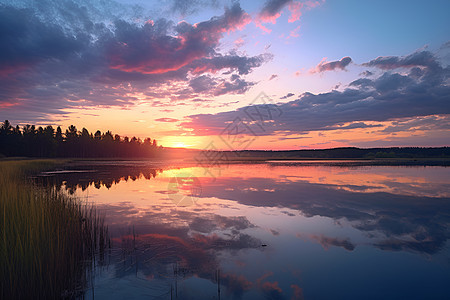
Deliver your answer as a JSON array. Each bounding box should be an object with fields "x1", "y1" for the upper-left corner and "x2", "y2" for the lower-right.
[
  {"x1": 94, "y1": 201, "x2": 262, "y2": 297},
  {"x1": 37, "y1": 163, "x2": 450, "y2": 298},
  {"x1": 297, "y1": 234, "x2": 356, "y2": 251},
  {"x1": 256, "y1": 272, "x2": 285, "y2": 300},
  {"x1": 269, "y1": 166, "x2": 450, "y2": 198},
  {"x1": 43, "y1": 163, "x2": 450, "y2": 256},
  {"x1": 200, "y1": 177, "x2": 450, "y2": 255},
  {"x1": 190, "y1": 215, "x2": 255, "y2": 233},
  {"x1": 220, "y1": 273, "x2": 253, "y2": 298}
]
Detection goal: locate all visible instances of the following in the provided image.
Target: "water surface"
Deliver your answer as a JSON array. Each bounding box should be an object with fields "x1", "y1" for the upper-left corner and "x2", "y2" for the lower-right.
[{"x1": 45, "y1": 161, "x2": 450, "y2": 299}]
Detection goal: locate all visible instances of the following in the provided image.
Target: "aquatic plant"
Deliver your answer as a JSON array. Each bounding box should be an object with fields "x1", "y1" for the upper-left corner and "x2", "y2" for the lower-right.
[{"x1": 0, "y1": 160, "x2": 109, "y2": 298}]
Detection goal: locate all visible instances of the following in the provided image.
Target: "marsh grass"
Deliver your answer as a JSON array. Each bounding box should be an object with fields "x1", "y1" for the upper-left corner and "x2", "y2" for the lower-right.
[{"x1": 0, "y1": 160, "x2": 110, "y2": 299}]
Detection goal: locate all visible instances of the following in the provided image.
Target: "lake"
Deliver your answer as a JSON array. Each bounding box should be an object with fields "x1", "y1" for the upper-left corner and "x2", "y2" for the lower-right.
[{"x1": 41, "y1": 161, "x2": 450, "y2": 299}]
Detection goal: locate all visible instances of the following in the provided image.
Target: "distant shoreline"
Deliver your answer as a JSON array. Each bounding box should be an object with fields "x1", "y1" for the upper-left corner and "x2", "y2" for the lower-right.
[{"x1": 2, "y1": 157, "x2": 448, "y2": 167}]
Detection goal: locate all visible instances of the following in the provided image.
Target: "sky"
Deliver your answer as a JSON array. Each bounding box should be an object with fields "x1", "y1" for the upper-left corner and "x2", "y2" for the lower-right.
[{"x1": 0, "y1": 0, "x2": 449, "y2": 149}]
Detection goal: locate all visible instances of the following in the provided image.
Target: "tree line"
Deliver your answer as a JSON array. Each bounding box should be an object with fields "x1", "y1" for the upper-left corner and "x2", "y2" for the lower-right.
[{"x1": 0, "y1": 120, "x2": 161, "y2": 158}]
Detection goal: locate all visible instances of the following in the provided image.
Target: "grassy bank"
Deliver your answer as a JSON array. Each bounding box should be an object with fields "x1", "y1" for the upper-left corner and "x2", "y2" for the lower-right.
[{"x1": 0, "y1": 160, "x2": 109, "y2": 299}]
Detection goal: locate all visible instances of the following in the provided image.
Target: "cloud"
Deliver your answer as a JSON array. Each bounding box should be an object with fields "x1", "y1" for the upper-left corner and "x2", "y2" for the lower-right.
[
  {"x1": 169, "y1": 0, "x2": 221, "y2": 16},
  {"x1": 363, "y1": 50, "x2": 440, "y2": 70},
  {"x1": 0, "y1": 1, "x2": 267, "y2": 123},
  {"x1": 287, "y1": 1, "x2": 303, "y2": 22},
  {"x1": 258, "y1": 0, "x2": 291, "y2": 23},
  {"x1": 234, "y1": 37, "x2": 245, "y2": 48},
  {"x1": 360, "y1": 70, "x2": 374, "y2": 77},
  {"x1": 189, "y1": 75, "x2": 217, "y2": 93},
  {"x1": 280, "y1": 92, "x2": 295, "y2": 99},
  {"x1": 108, "y1": 4, "x2": 251, "y2": 75},
  {"x1": 289, "y1": 24, "x2": 301, "y2": 38},
  {"x1": 155, "y1": 117, "x2": 179, "y2": 122},
  {"x1": 191, "y1": 53, "x2": 273, "y2": 75},
  {"x1": 182, "y1": 50, "x2": 450, "y2": 136},
  {"x1": 213, "y1": 74, "x2": 256, "y2": 96},
  {"x1": 0, "y1": 6, "x2": 86, "y2": 73},
  {"x1": 188, "y1": 74, "x2": 256, "y2": 96},
  {"x1": 380, "y1": 115, "x2": 450, "y2": 134},
  {"x1": 256, "y1": 0, "x2": 321, "y2": 33},
  {"x1": 310, "y1": 56, "x2": 352, "y2": 73}
]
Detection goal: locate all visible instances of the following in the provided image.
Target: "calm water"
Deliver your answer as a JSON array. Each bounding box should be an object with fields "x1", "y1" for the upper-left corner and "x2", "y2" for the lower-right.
[{"x1": 44, "y1": 161, "x2": 450, "y2": 299}]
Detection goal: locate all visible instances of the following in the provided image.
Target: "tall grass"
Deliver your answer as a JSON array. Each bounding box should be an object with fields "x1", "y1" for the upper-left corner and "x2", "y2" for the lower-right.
[{"x1": 0, "y1": 160, "x2": 109, "y2": 299}]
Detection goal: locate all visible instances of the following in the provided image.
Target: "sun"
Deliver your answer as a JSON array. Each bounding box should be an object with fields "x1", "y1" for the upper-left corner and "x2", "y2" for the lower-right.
[{"x1": 173, "y1": 142, "x2": 188, "y2": 148}]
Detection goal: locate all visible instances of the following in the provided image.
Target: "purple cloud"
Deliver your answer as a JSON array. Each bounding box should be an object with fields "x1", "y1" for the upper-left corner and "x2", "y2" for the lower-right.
[
  {"x1": 310, "y1": 56, "x2": 352, "y2": 73},
  {"x1": 181, "y1": 50, "x2": 450, "y2": 136},
  {"x1": 363, "y1": 50, "x2": 439, "y2": 70},
  {"x1": 0, "y1": 1, "x2": 269, "y2": 123}
]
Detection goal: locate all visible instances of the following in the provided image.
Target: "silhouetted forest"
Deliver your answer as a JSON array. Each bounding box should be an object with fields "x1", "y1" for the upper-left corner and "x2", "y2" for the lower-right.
[
  {"x1": 229, "y1": 147, "x2": 450, "y2": 159},
  {"x1": 0, "y1": 120, "x2": 161, "y2": 158},
  {"x1": 1, "y1": 119, "x2": 449, "y2": 160}
]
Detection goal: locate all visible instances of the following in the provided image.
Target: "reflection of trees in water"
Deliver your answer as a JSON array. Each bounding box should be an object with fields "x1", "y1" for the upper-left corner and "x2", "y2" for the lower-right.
[{"x1": 35, "y1": 166, "x2": 163, "y2": 193}]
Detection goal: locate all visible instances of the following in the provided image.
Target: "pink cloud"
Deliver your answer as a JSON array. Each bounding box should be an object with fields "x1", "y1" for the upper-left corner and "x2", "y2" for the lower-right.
[
  {"x1": 0, "y1": 102, "x2": 19, "y2": 109},
  {"x1": 288, "y1": 2, "x2": 303, "y2": 22},
  {"x1": 260, "y1": 12, "x2": 282, "y2": 24},
  {"x1": 290, "y1": 24, "x2": 301, "y2": 37},
  {"x1": 255, "y1": 0, "x2": 323, "y2": 34},
  {"x1": 155, "y1": 118, "x2": 179, "y2": 122},
  {"x1": 254, "y1": 21, "x2": 273, "y2": 34},
  {"x1": 234, "y1": 37, "x2": 245, "y2": 47}
]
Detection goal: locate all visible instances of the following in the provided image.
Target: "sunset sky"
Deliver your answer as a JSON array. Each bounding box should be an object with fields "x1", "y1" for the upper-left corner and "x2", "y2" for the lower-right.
[{"x1": 1, "y1": 0, "x2": 449, "y2": 149}]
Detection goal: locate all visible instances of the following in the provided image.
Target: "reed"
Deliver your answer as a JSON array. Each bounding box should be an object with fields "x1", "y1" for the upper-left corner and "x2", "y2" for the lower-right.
[{"x1": 0, "y1": 160, "x2": 109, "y2": 299}]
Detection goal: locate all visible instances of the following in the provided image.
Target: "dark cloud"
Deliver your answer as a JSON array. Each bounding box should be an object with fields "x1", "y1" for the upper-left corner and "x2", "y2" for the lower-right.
[
  {"x1": 363, "y1": 50, "x2": 440, "y2": 70},
  {"x1": 280, "y1": 92, "x2": 295, "y2": 99},
  {"x1": 191, "y1": 53, "x2": 273, "y2": 75},
  {"x1": 257, "y1": 0, "x2": 320, "y2": 29},
  {"x1": 260, "y1": 0, "x2": 292, "y2": 18},
  {"x1": 360, "y1": 70, "x2": 374, "y2": 77},
  {"x1": 169, "y1": 0, "x2": 221, "y2": 16},
  {"x1": 0, "y1": 1, "x2": 267, "y2": 123},
  {"x1": 189, "y1": 75, "x2": 218, "y2": 93},
  {"x1": 213, "y1": 74, "x2": 255, "y2": 96},
  {"x1": 107, "y1": 4, "x2": 251, "y2": 74},
  {"x1": 188, "y1": 74, "x2": 256, "y2": 96},
  {"x1": 380, "y1": 116, "x2": 450, "y2": 134},
  {"x1": 310, "y1": 56, "x2": 352, "y2": 73},
  {"x1": 0, "y1": 6, "x2": 86, "y2": 72},
  {"x1": 182, "y1": 50, "x2": 450, "y2": 136}
]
